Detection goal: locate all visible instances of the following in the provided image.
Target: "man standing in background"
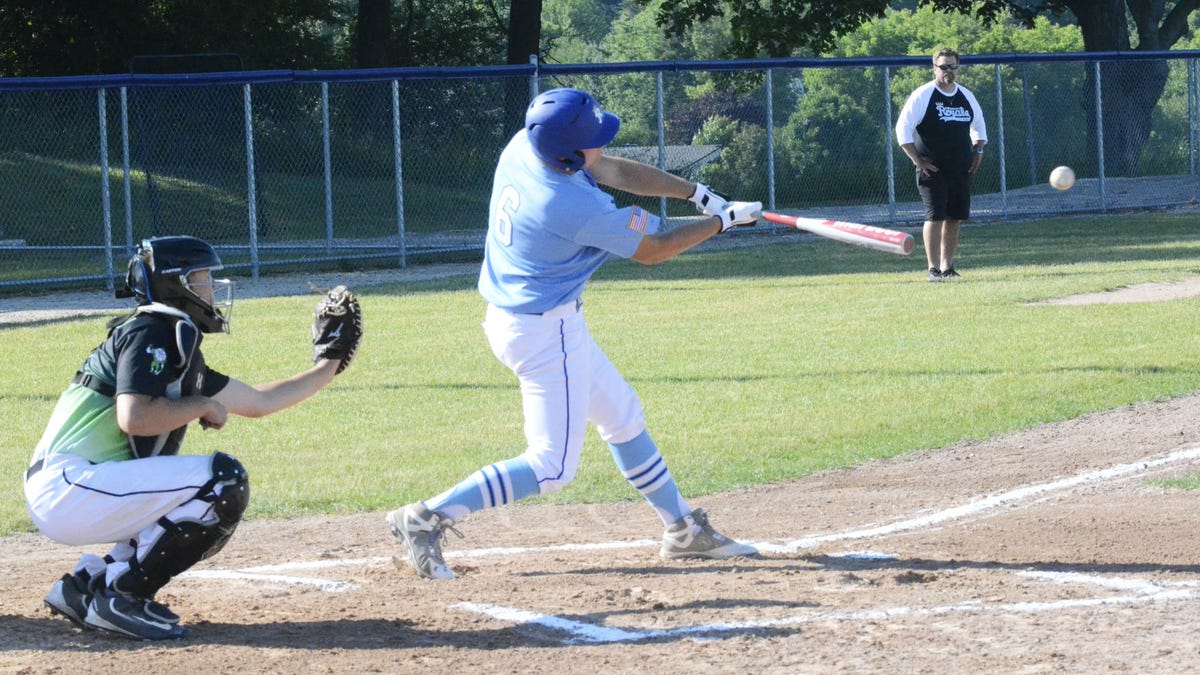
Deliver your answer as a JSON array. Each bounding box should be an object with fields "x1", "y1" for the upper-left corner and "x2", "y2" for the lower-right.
[{"x1": 896, "y1": 47, "x2": 988, "y2": 282}]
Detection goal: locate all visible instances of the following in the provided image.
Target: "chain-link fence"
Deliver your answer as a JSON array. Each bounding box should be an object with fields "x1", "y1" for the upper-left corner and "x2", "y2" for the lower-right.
[{"x1": 1, "y1": 52, "x2": 1197, "y2": 290}]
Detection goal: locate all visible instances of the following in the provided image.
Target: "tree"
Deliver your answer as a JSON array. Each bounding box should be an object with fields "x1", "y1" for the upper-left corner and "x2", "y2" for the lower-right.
[
  {"x1": 1051, "y1": 0, "x2": 1200, "y2": 174},
  {"x1": 355, "y1": 0, "x2": 393, "y2": 68},
  {"x1": 504, "y1": 0, "x2": 544, "y2": 134},
  {"x1": 507, "y1": 0, "x2": 544, "y2": 66},
  {"x1": 639, "y1": 0, "x2": 1200, "y2": 174},
  {"x1": 383, "y1": 1, "x2": 506, "y2": 66},
  {"x1": 541, "y1": 0, "x2": 624, "y2": 62},
  {"x1": 0, "y1": 0, "x2": 342, "y2": 76}
]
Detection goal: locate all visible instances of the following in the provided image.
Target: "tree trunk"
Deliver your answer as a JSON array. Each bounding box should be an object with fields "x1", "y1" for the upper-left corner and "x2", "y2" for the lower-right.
[
  {"x1": 354, "y1": 0, "x2": 393, "y2": 68},
  {"x1": 504, "y1": 0, "x2": 543, "y2": 136},
  {"x1": 1065, "y1": 0, "x2": 1130, "y2": 51},
  {"x1": 1081, "y1": 60, "x2": 1170, "y2": 176},
  {"x1": 1066, "y1": 0, "x2": 1177, "y2": 175}
]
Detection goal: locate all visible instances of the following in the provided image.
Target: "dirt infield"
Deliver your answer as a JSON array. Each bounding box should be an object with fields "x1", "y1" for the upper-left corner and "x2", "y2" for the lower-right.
[
  {"x1": 5, "y1": 389, "x2": 1200, "y2": 673},
  {"x1": 5, "y1": 269, "x2": 1200, "y2": 673}
]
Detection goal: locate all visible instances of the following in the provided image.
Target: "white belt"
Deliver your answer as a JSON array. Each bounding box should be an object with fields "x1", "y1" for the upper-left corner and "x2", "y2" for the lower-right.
[{"x1": 500, "y1": 298, "x2": 583, "y2": 320}]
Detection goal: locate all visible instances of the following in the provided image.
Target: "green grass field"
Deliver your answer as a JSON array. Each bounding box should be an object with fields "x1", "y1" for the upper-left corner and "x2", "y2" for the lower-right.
[{"x1": 3, "y1": 212, "x2": 1200, "y2": 536}]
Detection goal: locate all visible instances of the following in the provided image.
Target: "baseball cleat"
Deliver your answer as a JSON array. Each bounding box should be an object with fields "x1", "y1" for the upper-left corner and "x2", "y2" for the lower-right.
[
  {"x1": 44, "y1": 572, "x2": 93, "y2": 630},
  {"x1": 84, "y1": 587, "x2": 188, "y2": 640},
  {"x1": 927, "y1": 268, "x2": 944, "y2": 282},
  {"x1": 387, "y1": 503, "x2": 459, "y2": 580},
  {"x1": 660, "y1": 508, "x2": 758, "y2": 560}
]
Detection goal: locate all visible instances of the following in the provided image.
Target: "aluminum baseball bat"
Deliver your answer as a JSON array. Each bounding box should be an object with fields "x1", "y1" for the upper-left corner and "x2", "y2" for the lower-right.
[{"x1": 761, "y1": 211, "x2": 914, "y2": 256}]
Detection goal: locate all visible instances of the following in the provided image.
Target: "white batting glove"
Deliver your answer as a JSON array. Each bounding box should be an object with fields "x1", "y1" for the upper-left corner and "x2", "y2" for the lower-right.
[
  {"x1": 688, "y1": 183, "x2": 730, "y2": 216},
  {"x1": 717, "y1": 201, "x2": 762, "y2": 233}
]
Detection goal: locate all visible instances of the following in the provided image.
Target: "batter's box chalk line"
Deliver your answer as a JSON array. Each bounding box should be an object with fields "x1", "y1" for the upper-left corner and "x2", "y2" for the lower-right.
[
  {"x1": 183, "y1": 444, "x2": 1200, "y2": 595},
  {"x1": 451, "y1": 566, "x2": 1200, "y2": 638},
  {"x1": 452, "y1": 571, "x2": 1200, "y2": 645}
]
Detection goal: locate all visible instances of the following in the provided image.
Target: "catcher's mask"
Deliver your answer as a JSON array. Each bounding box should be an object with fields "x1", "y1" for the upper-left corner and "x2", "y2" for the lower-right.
[
  {"x1": 525, "y1": 88, "x2": 620, "y2": 173},
  {"x1": 119, "y1": 236, "x2": 234, "y2": 334}
]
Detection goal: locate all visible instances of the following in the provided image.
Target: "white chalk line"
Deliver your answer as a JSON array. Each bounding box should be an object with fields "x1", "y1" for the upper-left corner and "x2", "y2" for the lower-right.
[
  {"x1": 181, "y1": 541, "x2": 661, "y2": 586},
  {"x1": 191, "y1": 442, "x2": 1200, "y2": 583},
  {"x1": 182, "y1": 569, "x2": 357, "y2": 593},
  {"x1": 758, "y1": 443, "x2": 1200, "y2": 554},
  {"x1": 184, "y1": 443, "x2": 1200, "y2": 642},
  {"x1": 1018, "y1": 570, "x2": 1170, "y2": 595},
  {"x1": 453, "y1": 581, "x2": 1200, "y2": 644},
  {"x1": 443, "y1": 443, "x2": 1200, "y2": 643}
]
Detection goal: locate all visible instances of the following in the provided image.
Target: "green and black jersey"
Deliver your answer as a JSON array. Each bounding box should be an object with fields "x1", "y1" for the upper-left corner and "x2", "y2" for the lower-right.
[{"x1": 32, "y1": 304, "x2": 230, "y2": 465}]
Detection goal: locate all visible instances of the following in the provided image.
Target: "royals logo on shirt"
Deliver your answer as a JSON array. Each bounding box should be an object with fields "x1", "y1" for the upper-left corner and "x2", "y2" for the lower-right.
[{"x1": 935, "y1": 102, "x2": 971, "y2": 123}]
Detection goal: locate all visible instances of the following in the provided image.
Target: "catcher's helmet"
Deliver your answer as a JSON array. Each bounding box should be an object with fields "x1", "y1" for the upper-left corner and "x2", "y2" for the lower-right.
[
  {"x1": 525, "y1": 88, "x2": 620, "y2": 172},
  {"x1": 120, "y1": 236, "x2": 233, "y2": 333}
]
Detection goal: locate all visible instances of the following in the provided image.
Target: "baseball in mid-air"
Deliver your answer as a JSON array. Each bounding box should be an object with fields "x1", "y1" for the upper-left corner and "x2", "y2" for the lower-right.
[{"x1": 1049, "y1": 165, "x2": 1076, "y2": 191}]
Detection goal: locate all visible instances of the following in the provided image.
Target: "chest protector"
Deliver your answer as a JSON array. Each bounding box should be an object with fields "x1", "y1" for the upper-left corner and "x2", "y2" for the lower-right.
[{"x1": 128, "y1": 304, "x2": 206, "y2": 458}]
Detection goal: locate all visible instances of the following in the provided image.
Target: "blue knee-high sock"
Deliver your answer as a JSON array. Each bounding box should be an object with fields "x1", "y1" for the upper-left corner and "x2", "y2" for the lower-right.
[
  {"x1": 427, "y1": 457, "x2": 540, "y2": 521},
  {"x1": 609, "y1": 430, "x2": 688, "y2": 524}
]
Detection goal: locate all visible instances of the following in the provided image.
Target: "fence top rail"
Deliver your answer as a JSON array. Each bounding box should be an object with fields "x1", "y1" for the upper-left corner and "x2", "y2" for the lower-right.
[{"x1": 2, "y1": 50, "x2": 1197, "y2": 92}]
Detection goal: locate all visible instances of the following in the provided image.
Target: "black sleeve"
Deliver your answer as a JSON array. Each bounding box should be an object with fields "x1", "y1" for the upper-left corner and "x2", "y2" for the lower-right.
[
  {"x1": 113, "y1": 318, "x2": 183, "y2": 398},
  {"x1": 178, "y1": 348, "x2": 230, "y2": 397}
]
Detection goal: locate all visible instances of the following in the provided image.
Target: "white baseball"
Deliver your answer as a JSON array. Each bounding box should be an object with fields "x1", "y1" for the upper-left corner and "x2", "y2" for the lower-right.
[{"x1": 1049, "y1": 165, "x2": 1075, "y2": 191}]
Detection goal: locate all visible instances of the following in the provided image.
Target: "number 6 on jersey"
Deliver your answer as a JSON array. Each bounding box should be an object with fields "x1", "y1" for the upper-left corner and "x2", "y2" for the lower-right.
[{"x1": 493, "y1": 185, "x2": 520, "y2": 246}]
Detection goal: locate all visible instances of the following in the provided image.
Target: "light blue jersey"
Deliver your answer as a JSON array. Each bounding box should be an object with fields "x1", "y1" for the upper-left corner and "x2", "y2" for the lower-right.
[{"x1": 479, "y1": 129, "x2": 660, "y2": 313}]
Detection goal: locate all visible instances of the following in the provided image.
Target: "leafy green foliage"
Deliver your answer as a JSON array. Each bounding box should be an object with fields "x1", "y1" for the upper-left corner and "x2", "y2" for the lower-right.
[
  {"x1": 693, "y1": 116, "x2": 769, "y2": 200},
  {"x1": 635, "y1": 1, "x2": 1184, "y2": 58},
  {"x1": 667, "y1": 89, "x2": 767, "y2": 145},
  {"x1": 0, "y1": 0, "x2": 344, "y2": 76},
  {"x1": 640, "y1": 0, "x2": 895, "y2": 57},
  {"x1": 631, "y1": 1, "x2": 1198, "y2": 176},
  {"x1": 385, "y1": 0, "x2": 508, "y2": 67},
  {"x1": 542, "y1": 0, "x2": 626, "y2": 63}
]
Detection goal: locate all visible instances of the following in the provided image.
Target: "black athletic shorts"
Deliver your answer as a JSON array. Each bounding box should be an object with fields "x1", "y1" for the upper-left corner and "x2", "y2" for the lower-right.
[{"x1": 916, "y1": 168, "x2": 971, "y2": 221}]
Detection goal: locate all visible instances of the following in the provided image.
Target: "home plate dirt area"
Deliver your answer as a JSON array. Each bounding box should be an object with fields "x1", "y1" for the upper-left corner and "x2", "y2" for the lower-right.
[{"x1": 6, "y1": 394, "x2": 1200, "y2": 673}]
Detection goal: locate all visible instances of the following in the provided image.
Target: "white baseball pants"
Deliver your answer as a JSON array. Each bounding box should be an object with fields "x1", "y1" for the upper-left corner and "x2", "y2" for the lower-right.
[{"x1": 483, "y1": 300, "x2": 646, "y2": 493}]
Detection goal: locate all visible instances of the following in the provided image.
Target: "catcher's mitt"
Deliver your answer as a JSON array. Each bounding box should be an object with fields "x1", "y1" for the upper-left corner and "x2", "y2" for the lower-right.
[{"x1": 311, "y1": 285, "x2": 362, "y2": 374}]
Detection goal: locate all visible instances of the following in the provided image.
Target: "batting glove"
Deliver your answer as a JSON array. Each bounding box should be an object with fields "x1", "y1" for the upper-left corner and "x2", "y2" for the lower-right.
[
  {"x1": 718, "y1": 201, "x2": 762, "y2": 233},
  {"x1": 688, "y1": 183, "x2": 730, "y2": 216}
]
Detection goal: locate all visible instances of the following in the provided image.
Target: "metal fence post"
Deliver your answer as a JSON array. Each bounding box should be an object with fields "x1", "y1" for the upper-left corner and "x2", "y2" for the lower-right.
[
  {"x1": 994, "y1": 63, "x2": 1007, "y2": 216},
  {"x1": 1185, "y1": 58, "x2": 1195, "y2": 174},
  {"x1": 530, "y1": 54, "x2": 539, "y2": 100},
  {"x1": 1093, "y1": 61, "x2": 1107, "y2": 211},
  {"x1": 1022, "y1": 63, "x2": 1037, "y2": 187},
  {"x1": 766, "y1": 68, "x2": 776, "y2": 212},
  {"x1": 392, "y1": 79, "x2": 406, "y2": 268},
  {"x1": 98, "y1": 88, "x2": 114, "y2": 291},
  {"x1": 243, "y1": 83, "x2": 260, "y2": 279},
  {"x1": 656, "y1": 72, "x2": 667, "y2": 220},
  {"x1": 120, "y1": 87, "x2": 133, "y2": 252},
  {"x1": 321, "y1": 81, "x2": 334, "y2": 255},
  {"x1": 883, "y1": 66, "x2": 897, "y2": 224}
]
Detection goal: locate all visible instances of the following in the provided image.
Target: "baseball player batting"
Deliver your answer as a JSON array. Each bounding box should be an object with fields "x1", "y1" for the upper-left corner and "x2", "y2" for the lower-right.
[
  {"x1": 388, "y1": 87, "x2": 760, "y2": 579},
  {"x1": 25, "y1": 236, "x2": 360, "y2": 640}
]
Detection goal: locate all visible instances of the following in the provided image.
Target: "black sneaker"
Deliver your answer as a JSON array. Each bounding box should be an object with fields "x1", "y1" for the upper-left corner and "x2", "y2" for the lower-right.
[
  {"x1": 942, "y1": 267, "x2": 960, "y2": 279},
  {"x1": 927, "y1": 267, "x2": 944, "y2": 282},
  {"x1": 44, "y1": 572, "x2": 93, "y2": 629},
  {"x1": 84, "y1": 586, "x2": 188, "y2": 640}
]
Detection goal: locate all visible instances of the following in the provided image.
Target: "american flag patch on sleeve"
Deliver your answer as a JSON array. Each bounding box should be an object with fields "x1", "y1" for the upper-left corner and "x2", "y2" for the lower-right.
[{"x1": 626, "y1": 207, "x2": 649, "y2": 233}]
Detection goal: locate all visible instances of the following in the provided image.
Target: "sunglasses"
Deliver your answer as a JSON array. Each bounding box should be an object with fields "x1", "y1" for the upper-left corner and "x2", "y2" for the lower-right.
[{"x1": 936, "y1": 64, "x2": 960, "y2": 71}]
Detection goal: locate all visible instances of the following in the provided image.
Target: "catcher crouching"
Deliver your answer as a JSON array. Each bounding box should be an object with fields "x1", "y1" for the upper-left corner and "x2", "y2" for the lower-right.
[{"x1": 24, "y1": 236, "x2": 362, "y2": 640}]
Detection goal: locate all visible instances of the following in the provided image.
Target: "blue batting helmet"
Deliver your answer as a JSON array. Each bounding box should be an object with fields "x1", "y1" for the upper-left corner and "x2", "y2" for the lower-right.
[{"x1": 525, "y1": 88, "x2": 620, "y2": 172}]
